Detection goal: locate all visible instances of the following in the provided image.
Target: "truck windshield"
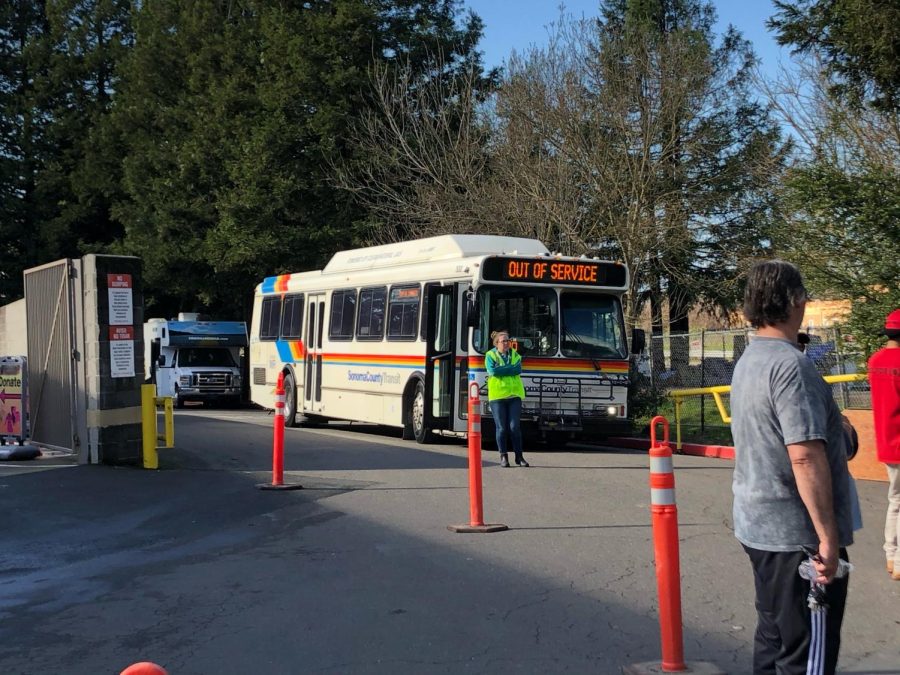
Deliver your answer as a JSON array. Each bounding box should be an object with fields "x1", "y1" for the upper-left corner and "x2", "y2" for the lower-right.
[
  {"x1": 474, "y1": 286, "x2": 558, "y2": 357},
  {"x1": 178, "y1": 348, "x2": 236, "y2": 368},
  {"x1": 560, "y1": 293, "x2": 627, "y2": 359}
]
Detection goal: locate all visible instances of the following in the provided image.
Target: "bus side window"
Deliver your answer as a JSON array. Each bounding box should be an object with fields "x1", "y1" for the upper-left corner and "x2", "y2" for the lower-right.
[
  {"x1": 357, "y1": 287, "x2": 386, "y2": 340},
  {"x1": 260, "y1": 296, "x2": 282, "y2": 341},
  {"x1": 329, "y1": 289, "x2": 357, "y2": 341},
  {"x1": 281, "y1": 293, "x2": 304, "y2": 339},
  {"x1": 388, "y1": 285, "x2": 420, "y2": 341}
]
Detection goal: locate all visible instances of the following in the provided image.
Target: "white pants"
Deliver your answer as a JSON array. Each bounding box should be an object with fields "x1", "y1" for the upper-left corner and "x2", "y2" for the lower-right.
[{"x1": 886, "y1": 463, "x2": 900, "y2": 566}]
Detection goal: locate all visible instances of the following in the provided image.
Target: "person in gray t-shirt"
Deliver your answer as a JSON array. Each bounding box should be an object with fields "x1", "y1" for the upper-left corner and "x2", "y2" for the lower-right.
[{"x1": 732, "y1": 260, "x2": 852, "y2": 675}]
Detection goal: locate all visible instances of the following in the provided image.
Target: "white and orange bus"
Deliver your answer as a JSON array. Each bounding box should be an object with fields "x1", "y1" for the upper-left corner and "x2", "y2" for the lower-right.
[{"x1": 249, "y1": 235, "x2": 643, "y2": 444}]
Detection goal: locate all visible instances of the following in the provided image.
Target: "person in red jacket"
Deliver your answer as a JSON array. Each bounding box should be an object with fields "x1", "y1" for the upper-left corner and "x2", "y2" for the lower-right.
[{"x1": 868, "y1": 309, "x2": 900, "y2": 580}]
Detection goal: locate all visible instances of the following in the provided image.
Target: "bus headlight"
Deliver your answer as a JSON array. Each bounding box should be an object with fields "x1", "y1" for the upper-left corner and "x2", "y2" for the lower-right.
[{"x1": 606, "y1": 405, "x2": 618, "y2": 417}]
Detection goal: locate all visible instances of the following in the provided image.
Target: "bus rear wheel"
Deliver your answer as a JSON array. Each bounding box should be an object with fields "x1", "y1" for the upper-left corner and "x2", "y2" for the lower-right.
[{"x1": 282, "y1": 372, "x2": 297, "y2": 427}]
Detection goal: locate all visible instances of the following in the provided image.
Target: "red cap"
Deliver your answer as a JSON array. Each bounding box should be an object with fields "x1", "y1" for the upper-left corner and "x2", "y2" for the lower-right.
[{"x1": 885, "y1": 309, "x2": 900, "y2": 334}]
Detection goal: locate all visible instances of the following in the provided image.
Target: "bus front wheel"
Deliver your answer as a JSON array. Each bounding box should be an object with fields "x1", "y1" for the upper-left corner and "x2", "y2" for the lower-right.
[{"x1": 411, "y1": 379, "x2": 430, "y2": 444}]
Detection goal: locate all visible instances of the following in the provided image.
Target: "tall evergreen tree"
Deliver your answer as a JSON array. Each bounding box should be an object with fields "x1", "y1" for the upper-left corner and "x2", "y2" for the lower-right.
[
  {"x1": 768, "y1": 2, "x2": 900, "y2": 348},
  {"x1": 591, "y1": 0, "x2": 786, "y2": 338},
  {"x1": 0, "y1": 1, "x2": 50, "y2": 302},
  {"x1": 769, "y1": 0, "x2": 900, "y2": 111},
  {"x1": 39, "y1": 0, "x2": 132, "y2": 259},
  {"x1": 0, "y1": 0, "x2": 131, "y2": 302},
  {"x1": 110, "y1": 0, "x2": 487, "y2": 319}
]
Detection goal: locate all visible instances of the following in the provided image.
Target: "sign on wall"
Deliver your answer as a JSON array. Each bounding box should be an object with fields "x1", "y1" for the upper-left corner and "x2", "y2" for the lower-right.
[
  {"x1": 109, "y1": 326, "x2": 135, "y2": 378},
  {"x1": 107, "y1": 274, "x2": 133, "y2": 326},
  {"x1": 0, "y1": 359, "x2": 25, "y2": 438}
]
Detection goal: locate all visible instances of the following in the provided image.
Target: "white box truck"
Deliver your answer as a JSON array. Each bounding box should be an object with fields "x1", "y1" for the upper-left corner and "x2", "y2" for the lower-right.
[{"x1": 144, "y1": 313, "x2": 247, "y2": 408}]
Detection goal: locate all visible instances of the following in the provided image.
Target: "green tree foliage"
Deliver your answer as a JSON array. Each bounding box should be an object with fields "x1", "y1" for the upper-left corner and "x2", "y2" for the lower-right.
[
  {"x1": 40, "y1": 0, "x2": 132, "y2": 258},
  {"x1": 0, "y1": 1, "x2": 50, "y2": 303},
  {"x1": 1, "y1": 0, "x2": 485, "y2": 317},
  {"x1": 769, "y1": 0, "x2": 900, "y2": 110},
  {"x1": 767, "y1": 2, "x2": 899, "y2": 350},
  {"x1": 589, "y1": 0, "x2": 787, "y2": 334},
  {"x1": 109, "y1": 0, "x2": 487, "y2": 318},
  {"x1": 0, "y1": 0, "x2": 131, "y2": 303},
  {"x1": 778, "y1": 163, "x2": 900, "y2": 354}
]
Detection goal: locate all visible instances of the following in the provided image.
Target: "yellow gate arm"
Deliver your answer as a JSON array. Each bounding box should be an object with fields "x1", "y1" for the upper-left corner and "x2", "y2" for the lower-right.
[{"x1": 667, "y1": 373, "x2": 866, "y2": 451}]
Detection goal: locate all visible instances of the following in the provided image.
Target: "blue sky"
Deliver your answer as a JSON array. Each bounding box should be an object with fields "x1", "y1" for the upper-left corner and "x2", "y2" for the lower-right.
[{"x1": 462, "y1": 0, "x2": 792, "y2": 78}]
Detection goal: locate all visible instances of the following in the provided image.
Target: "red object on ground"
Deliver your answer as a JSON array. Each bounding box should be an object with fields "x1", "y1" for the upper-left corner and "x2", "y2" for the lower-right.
[
  {"x1": 271, "y1": 371, "x2": 285, "y2": 486},
  {"x1": 120, "y1": 662, "x2": 168, "y2": 675},
  {"x1": 648, "y1": 416, "x2": 687, "y2": 673},
  {"x1": 447, "y1": 380, "x2": 507, "y2": 533}
]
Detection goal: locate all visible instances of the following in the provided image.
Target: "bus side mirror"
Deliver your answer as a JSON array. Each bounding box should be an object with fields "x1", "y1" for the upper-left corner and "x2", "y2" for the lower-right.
[
  {"x1": 466, "y1": 298, "x2": 480, "y2": 328},
  {"x1": 630, "y1": 328, "x2": 646, "y2": 355}
]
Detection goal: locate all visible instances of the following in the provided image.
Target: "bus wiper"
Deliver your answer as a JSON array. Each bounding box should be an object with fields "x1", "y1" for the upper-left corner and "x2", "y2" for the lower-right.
[{"x1": 562, "y1": 324, "x2": 602, "y2": 372}]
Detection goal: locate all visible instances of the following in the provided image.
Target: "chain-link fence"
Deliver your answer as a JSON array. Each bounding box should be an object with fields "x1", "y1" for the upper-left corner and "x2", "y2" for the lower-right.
[{"x1": 632, "y1": 327, "x2": 870, "y2": 444}]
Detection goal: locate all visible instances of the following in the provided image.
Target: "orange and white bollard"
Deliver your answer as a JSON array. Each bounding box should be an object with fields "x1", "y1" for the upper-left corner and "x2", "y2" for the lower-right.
[
  {"x1": 120, "y1": 663, "x2": 168, "y2": 675},
  {"x1": 257, "y1": 371, "x2": 303, "y2": 491},
  {"x1": 648, "y1": 415, "x2": 686, "y2": 672},
  {"x1": 448, "y1": 378, "x2": 507, "y2": 533},
  {"x1": 625, "y1": 417, "x2": 722, "y2": 675}
]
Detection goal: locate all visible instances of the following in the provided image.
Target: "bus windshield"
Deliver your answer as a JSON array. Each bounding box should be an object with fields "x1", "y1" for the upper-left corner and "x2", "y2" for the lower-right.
[
  {"x1": 560, "y1": 293, "x2": 627, "y2": 359},
  {"x1": 475, "y1": 286, "x2": 558, "y2": 357}
]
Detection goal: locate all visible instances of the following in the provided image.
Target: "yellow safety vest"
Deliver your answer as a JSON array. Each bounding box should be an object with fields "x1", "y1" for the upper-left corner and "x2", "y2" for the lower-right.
[{"x1": 485, "y1": 348, "x2": 526, "y2": 401}]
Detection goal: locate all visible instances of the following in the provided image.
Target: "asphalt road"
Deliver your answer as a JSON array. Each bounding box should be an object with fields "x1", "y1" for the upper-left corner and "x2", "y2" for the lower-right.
[{"x1": 1, "y1": 408, "x2": 898, "y2": 675}]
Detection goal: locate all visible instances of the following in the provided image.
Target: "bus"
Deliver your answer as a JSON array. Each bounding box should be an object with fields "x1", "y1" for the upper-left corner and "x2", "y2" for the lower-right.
[{"x1": 249, "y1": 235, "x2": 644, "y2": 444}]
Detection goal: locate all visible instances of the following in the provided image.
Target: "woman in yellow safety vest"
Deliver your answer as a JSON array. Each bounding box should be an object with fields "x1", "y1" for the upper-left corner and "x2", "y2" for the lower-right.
[{"x1": 485, "y1": 330, "x2": 528, "y2": 467}]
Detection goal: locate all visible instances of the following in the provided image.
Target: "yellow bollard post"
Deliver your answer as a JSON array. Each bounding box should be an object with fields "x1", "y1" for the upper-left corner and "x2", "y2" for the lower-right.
[
  {"x1": 673, "y1": 397, "x2": 683, "y2": 452},
  {"x1": 141, "y1": 384, "x2": 159, "y2": 469},
  {"x1": 162, "y1": 397, "x2": 174, "y2": 447}
]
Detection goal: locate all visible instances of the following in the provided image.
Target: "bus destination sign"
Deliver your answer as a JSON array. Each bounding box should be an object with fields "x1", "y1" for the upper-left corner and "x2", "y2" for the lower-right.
[{"x1": 481, "y1": 256, "x2": 627, "y2": 288}]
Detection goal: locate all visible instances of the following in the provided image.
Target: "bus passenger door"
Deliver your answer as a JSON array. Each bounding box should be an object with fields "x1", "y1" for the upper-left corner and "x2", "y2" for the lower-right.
[
  {"x1": 424, "y1": 283, "x2": 456, "y2": 433},
  {"x1": 303, "y1": 294, "x2": 325, "y2": 414}
]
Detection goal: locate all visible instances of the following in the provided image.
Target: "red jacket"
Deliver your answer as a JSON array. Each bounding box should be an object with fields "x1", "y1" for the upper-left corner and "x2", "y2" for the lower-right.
[{"x1": 868, "y1": 346, "x2": 900, "y2": 463}]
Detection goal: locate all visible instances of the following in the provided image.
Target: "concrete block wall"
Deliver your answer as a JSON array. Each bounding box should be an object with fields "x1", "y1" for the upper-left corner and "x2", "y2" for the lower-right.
[
  {"x1": 0, "y1": 299, "x2": 27, "y2": 357},
  {"x1": 82, "y1": 255, "x2": 145, "y2": 465}
]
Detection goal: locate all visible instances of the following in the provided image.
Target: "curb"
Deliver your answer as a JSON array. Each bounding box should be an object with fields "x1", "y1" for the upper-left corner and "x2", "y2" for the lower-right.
[{"x1": 608, "y1": 437, "x2": 735, "y2": 460}]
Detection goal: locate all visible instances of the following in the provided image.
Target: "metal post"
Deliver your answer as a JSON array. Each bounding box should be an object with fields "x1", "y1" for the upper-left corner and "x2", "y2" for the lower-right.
[{"x1": 699, "y1": 330, "x2": 705, "y2": 433}]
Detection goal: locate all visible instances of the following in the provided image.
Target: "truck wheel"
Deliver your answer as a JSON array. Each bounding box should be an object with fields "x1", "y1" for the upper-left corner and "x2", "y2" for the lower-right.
[
  {"x1": 282, "y1": 372, "x2": 297, "y2": 427},
  {"x1": 174, "y1": 387, "x2": 185, "y2": 409}
]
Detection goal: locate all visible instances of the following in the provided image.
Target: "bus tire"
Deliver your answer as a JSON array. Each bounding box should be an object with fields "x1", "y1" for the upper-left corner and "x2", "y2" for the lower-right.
[
  {"x1": 400, "y1": 378, "x2": 417, "y2": 440},
  {"x1": 282, "y1": 371, "x2": 297, "y2": 427},
  {"x1": 174, "y1": 386, "x2": 185, "y2": 409},
  {"x1": 411, "y1": 378, "x2": 431, "y2": 444}
]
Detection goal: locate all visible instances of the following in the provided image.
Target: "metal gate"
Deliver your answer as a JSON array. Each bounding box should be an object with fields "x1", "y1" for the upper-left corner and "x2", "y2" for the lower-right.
[{"x1": 24, "y1": 259, "x2": 86, "y2": 457}]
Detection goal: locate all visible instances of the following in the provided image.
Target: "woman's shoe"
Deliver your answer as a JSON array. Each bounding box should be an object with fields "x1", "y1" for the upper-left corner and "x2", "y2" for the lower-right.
[
  {"x1": 515, "y1": 456, "x2": 529, "y2": 467},
  {"x1": 500, "y1": 454, "x2": 510, "y2": 467}
]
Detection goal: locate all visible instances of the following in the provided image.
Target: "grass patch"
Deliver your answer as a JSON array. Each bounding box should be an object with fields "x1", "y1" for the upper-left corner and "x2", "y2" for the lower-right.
[{"x1": 633, "y1": 393, "x2": 733, "y2": 446}]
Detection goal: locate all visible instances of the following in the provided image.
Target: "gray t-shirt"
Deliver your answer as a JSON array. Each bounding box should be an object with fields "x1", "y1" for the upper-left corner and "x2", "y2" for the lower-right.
[{"x1": 731, "y1": 336, "x2": 853, "y2": 551}]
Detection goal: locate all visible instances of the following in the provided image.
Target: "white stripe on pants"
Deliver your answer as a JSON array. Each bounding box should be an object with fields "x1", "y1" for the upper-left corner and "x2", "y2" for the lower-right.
[
  {"x1": 807, "y1": 597, "x2": 826, "y2": 675},
  {"x1": 885, "y1": 463, "x2": 900, "y2": 567}
]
